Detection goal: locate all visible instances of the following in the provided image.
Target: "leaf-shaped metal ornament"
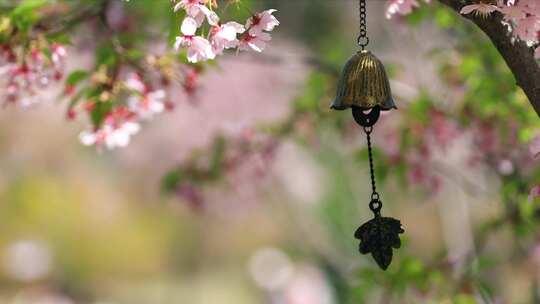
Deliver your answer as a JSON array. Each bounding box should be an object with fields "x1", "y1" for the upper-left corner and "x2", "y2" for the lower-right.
[{"x1": 354, "y1": 212, "x2": 404, "y2": 270}]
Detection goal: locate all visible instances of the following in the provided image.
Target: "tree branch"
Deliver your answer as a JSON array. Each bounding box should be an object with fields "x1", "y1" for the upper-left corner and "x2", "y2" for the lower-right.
[{"x1": 438, "y1": 0, "x2": 540, "y2": 117}]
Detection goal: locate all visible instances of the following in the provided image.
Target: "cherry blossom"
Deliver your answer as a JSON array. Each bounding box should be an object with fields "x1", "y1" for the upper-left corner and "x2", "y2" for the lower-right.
[
  {"x1": 173, "y1": 0, "x2": 204, "y2": 16},
  {"x1": 498, "y1": 1, "x2": 527, "y2": 21},
  {"x1": 497, "y1": 159, "x2": 514, "y2": 176},
  {"x1": 460, "y1": 3, "x2": 499, "y2": 18},
  {"x1": 0, "y1": 43, "x2": 67, "y2": 106},
  {"x1": 386, "y1": 0, "x2": 430, "y2": 19},
  {"x1": 124, "y1": 72, "x2": 146, "y2": 93},
  {"x1": 80, "y1": 121, "x2": 140, "y2": 150},
  {"x1": 237, "y1": 10, "x2": 279, "y2": 53},
  {"x1": 529, "y1": 185, "x2": 540, "y2": 202},
  {"x1": 173, "y1": 0, "x2": 219, "y2": 26},
  {"x1": 385, "y1": 0, "x2": 539, "y2": 74},
  {"x1": 123, "y1": 72, "x2": 166, "y2": 119},
  {"x1": 174, "y1": 17, "x2": 215, "y2": 63},
  {"x1": 521, "y1": 0, "x2": 540, "y2": 15},
  {"x1": 513, "y1": 16, "x2": 540, "y2": 41},
  {"x1": 529, "y1": 135, "x2": 540, "y2": 159},
  {"x1": 172, "y1": 3, "x2": 278, "y2": 61},
  {"x1": 210, "y1": 22, "x2": 245, "y2": 55},
  {"x1": 51, "y1": 44, "x2": 67, "y2": 67},
  {"x1": 79, "y1": 108, "x2": 141, "y2": 150},
  {"x1": 239, "y1": 32, "x2": 272, "y2": 53},
  {"x1": 128, "y1": 90, "x2": 166, "y2": 120},
  {"x1": 246, "y1": 9, "x2": 280, "y2": 35},
  {"x1": 182, "y1": 67, "x2": 199, "y2": 96}
]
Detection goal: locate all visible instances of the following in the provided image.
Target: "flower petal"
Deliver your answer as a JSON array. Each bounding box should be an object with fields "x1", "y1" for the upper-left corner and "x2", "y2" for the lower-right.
[{"x1": 181, "y1": 17, "x2": 198, "y2": 36}]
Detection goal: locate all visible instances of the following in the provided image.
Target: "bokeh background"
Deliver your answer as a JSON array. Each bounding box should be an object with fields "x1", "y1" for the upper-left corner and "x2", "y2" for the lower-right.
[{"x1": 0, "y1": 0, "x2": 539, "y2": 303}]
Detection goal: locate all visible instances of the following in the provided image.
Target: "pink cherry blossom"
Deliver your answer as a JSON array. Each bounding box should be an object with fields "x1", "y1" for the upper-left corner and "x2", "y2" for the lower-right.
[
  {"x1": 535, "y1": 46, "x2": 540, "y2": 59},
  {"x1": 1, "y1": 44, "x2": 67, "y2": 107},
  {"x1": 497, "y1": 159, "x2": 514, "y2": 176},
  {"x1": 182, "y1": 67, "x2": 199, "y2": 96},
  {"x1": 521, "y1": 0, "x2": 540, "y2": 16},
  {"x1": 128, "y1": 89, "x2": 166, "y2": 120},
  {"x1": 513, "y1": 16, "x2": 540, "y2": 41},
  {"x1": 80, "y1": 119, "x2": 140, "y2": 150},
  {"x1": 176, "y1": 182, "x2": 205, "y2": 210},
  {"x1": 426, "y1": 110, "x2": 460, "y2": 148},
  {"x1": 529, "y1": 185, "x2": 540, "y2": 202},
  {"x1": 529, "y1": 135, "x2": 540, "y2": 159},
  {"x1": 460, "y1": 3, "x2": 499, "y2": 17},
  {"x1": 193, "y1": 5, "x2": 220, "y2": 26},
  {"x1": 239, "y1": 32, "x2": 272, "y2": 53},
  {"x1": 106, "y1": 121, "x2": 140, "y2": 148},
  {"x1": 407, "y1": 163, "x2": 427, "y2": 185},
  {"x1": 124, "y1": 73, "x2": 167, "y2": 120},
  {"x1": 124, "y1": 73, "x2": 146, "y2": 93},
  {"x1": 498, "y1": 1, "x2": 527, "y2": 21},
  {"x1": 386, "y1": 0, "x2": 420, "y2": 19},
  {"x1": 124, "y1": 73, "x2": 166, "y2": 119},
  {"x1": 246, "y1": 9, "x2": 279, "y2": 35},
  {"x1": 79, "y1": 127, "x2": 109, "y2": 147},
  {"x1": 174, "y1": 0, "x2": 219, "y2": 26},
  {"x1": 173, "y1": 0, "x2": 204, "y2": 14},
  {"x1": 79, "y1": 105, "x2": 142, "y2": 150},
  {"x1": 210, "y1": 22, "x2": 245, "y2": 55},
  {"x1": 174, "y1": 17, "x2": 215, "y2": 63},
  {"x1": 51, "y1": 44, "x2": 67, "y2": 66}
]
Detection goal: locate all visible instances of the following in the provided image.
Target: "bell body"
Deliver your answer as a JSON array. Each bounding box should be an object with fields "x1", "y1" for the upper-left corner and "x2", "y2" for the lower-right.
[{"x1": 331, "y1": 50, "x2": 396, "y2": 111}]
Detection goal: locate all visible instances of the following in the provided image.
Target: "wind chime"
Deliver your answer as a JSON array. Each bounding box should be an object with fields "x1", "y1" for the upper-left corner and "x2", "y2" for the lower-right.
[{"x1": 331, "y1": 0, "x2": 404, "y2": 270}]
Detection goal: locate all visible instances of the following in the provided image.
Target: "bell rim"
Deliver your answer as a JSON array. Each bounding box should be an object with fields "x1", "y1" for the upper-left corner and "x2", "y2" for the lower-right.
[{"x1": 331, "y1": 97, "x2": 398, "y2": 111}]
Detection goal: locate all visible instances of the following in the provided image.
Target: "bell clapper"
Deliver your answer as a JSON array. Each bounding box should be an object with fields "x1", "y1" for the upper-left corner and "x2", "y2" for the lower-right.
[{"x1": 352, "y1": 106, "x2": 381, "y2": 127}]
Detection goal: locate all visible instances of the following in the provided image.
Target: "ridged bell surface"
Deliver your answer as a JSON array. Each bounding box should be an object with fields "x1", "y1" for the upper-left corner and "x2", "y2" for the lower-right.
[{"x1": 331, "y1": 50, "x2": 396, "y2": 111}]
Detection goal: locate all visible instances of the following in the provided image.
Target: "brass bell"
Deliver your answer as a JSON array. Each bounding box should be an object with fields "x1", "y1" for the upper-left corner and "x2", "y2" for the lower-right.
[{"x1": 331, "y1": 50, "x2": 396, "y2": 127}]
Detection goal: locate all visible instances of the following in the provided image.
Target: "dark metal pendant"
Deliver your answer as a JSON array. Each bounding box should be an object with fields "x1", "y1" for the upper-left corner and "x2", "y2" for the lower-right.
[{"x1": 354, "y1": 198, "x2": 404, "y2": 270}]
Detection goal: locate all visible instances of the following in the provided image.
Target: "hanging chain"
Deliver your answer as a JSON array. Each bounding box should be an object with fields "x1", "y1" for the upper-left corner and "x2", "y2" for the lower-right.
[
  {"x1": 357, "y1": 0, "x2": 370, "y2": 50},
  {"x1": 364, "y1": 126, "x2": 381, "y2": 216}
]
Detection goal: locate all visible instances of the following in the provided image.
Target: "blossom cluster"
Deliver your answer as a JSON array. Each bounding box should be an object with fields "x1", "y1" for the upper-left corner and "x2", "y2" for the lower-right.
[
  {"x1": 0, "y1": 43, "x2": 67, "y2": 107},
  {"x1": 460, "y1": 0, "x2": 540, "y2": 58},
  {"x1": 77, "y1": 72, "x2": 169, "y2": 150},
  {"x1": 376, "y1": 105, "x2": 536, "y2": 198},
  {"x1": 529, "y1": 135, "x2": 540, "y2": 201},
  {"x1": 173, "y1": 0, "x2": 279, "y2": 63},
  {"x1": 385, "y1": 0, "x2": 431, "y2": 19},
  {"x1": 172, "y1": 127, "x2": 279, "y2": 210},
  {"x1": 386, "y1": 0, "x2": 540, "y2": 59},
  {"x1": 77, "y1": 1, "x2": 279, "y2": 150}
]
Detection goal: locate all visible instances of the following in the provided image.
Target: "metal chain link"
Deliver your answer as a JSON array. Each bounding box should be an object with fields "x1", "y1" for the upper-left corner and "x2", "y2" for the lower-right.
[
  {"x1": 357, "y1": 0, "x2": 369, "y2": 49},
  {"x1": 364, "y1": 126, "x2": 381, "y2": 215}
]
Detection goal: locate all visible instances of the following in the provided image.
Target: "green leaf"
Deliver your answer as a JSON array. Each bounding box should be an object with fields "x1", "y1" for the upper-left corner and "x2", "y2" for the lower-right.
[
  {"x1": 294, "y1": 72, "x2": 329, "y2": 112},
  {"x1": 208, "y1": 136, "x2": 226, "y2": 178},
  {"x1": 90, "y1": 101, "x2": 112, "y2": 128},
  {"x1": 96, "y1": 44, "x2": 118, "y2": 67},
  {"x1": 10, "y1": 0, "x2": 48, "y2": 32},
  {"x1": 66, "y1": 70, "x2": 89, "y2": 86},
  {"x1": 161, "y1": 169, "x2": 184, "y2": 193}
]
